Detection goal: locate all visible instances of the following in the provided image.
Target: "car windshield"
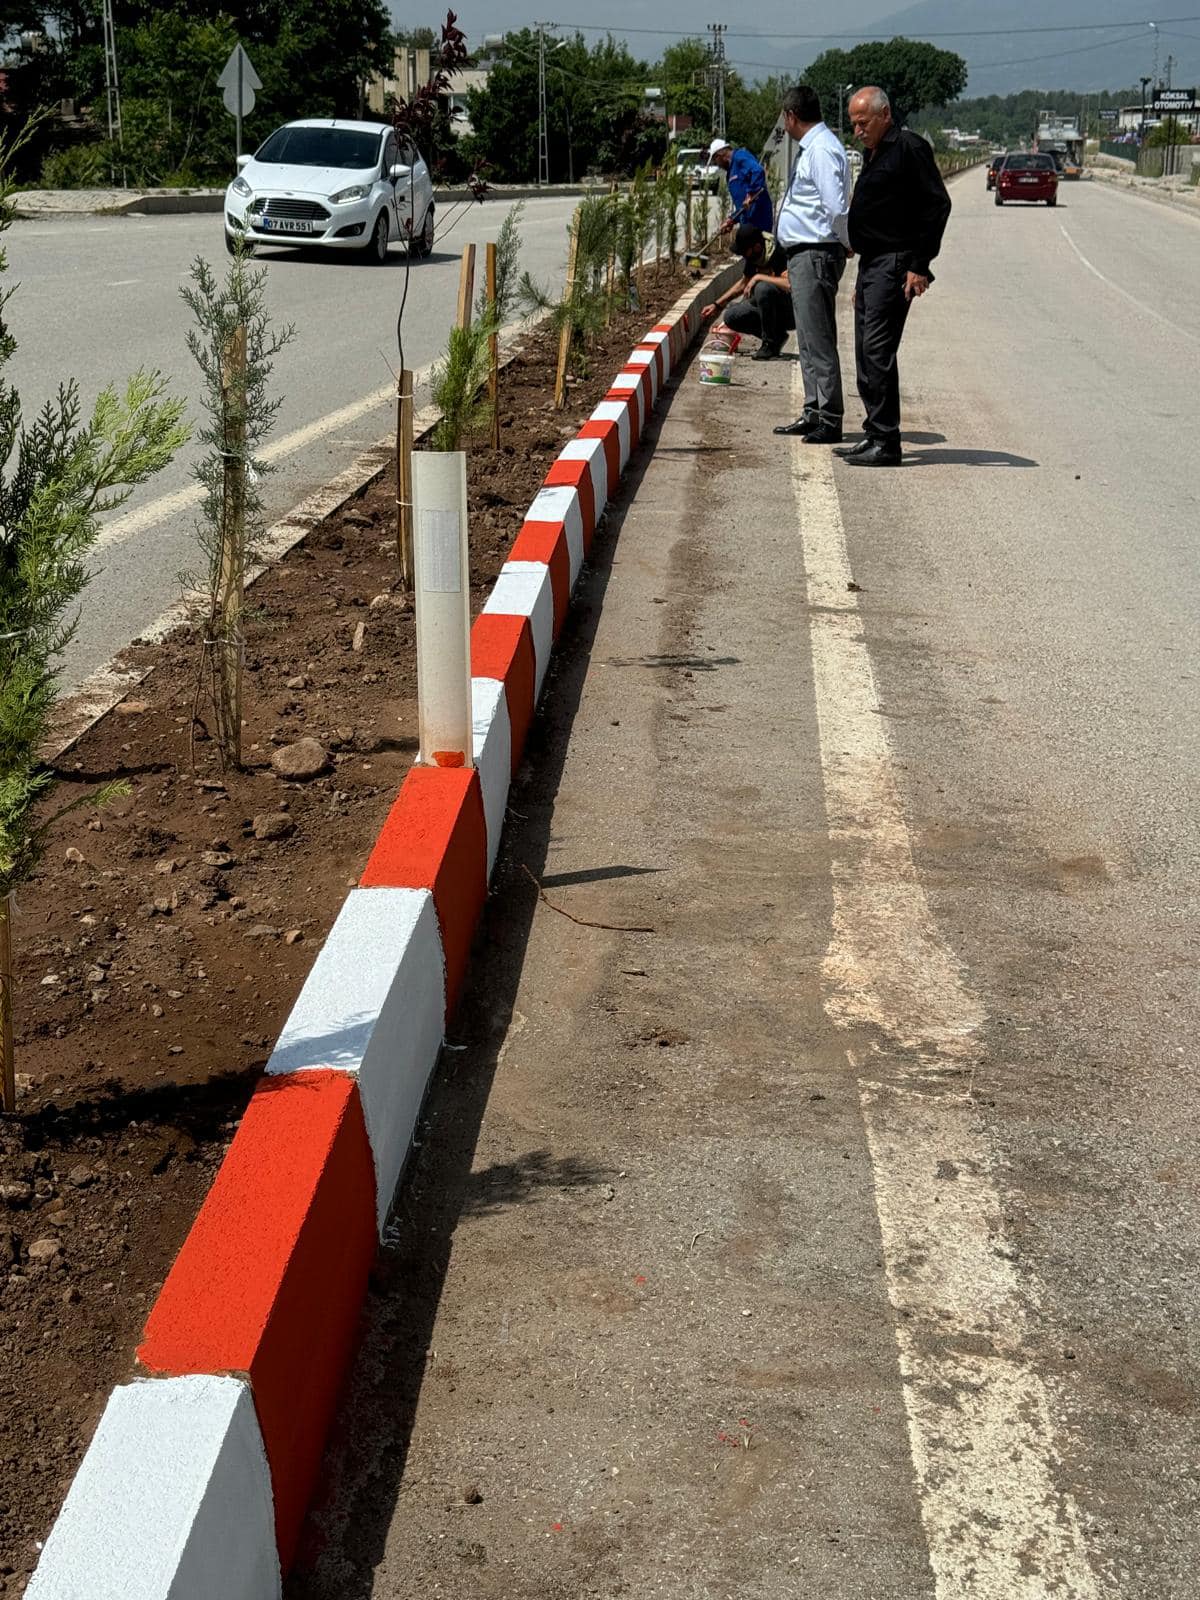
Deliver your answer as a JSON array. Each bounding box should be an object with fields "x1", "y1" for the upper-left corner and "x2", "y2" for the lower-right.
[{"x1": 255, "y1": 126, "x2": 382, "y2": 169}]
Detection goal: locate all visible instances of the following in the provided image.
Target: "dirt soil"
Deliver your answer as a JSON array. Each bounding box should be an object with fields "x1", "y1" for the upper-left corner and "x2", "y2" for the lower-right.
[{"x1": 0, "y1": 263, "x2": 697, "y2": 1592}]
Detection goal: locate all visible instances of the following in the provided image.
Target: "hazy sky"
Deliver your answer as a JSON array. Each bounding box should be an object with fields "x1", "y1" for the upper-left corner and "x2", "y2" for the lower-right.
[{"x1": 408, "y1": 2, "x2": 904, "y2": 78}]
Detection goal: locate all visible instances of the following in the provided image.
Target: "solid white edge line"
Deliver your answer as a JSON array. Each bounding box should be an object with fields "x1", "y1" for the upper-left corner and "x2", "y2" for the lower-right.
[{"x1": 791, "y1": 366, "x2": 1101, "y2": 1600}]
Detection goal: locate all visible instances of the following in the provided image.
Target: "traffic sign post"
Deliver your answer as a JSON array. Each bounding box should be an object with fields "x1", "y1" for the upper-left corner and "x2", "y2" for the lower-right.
[{"x1": 218, "y1": 42, "x2": 262, "y2": 160}]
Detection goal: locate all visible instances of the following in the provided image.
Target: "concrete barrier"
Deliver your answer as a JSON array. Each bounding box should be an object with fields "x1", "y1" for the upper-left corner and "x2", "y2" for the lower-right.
[{"x1": 26, "y1": 256, "x2": 741, "y2": 1597}]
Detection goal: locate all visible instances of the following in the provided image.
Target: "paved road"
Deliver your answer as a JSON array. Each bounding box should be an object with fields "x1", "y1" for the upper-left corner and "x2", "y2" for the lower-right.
[
  {"x1": 287, "y1": 174, "x2": 1199, "y2": 1599},
  {"x1": 5, "y1": 196, "x2": 579, "y2": 690}
]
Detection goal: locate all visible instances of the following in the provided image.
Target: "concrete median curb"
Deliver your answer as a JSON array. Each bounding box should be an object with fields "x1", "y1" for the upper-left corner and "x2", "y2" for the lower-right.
[{"x1": 26, "y1": 257, "x2": 739, "y2": 1598}]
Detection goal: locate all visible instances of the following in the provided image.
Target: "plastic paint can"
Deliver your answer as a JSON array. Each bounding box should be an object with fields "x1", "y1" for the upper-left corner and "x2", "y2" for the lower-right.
[{"x1": 698, "y1": 350, "x2": 734, "y2": 386}]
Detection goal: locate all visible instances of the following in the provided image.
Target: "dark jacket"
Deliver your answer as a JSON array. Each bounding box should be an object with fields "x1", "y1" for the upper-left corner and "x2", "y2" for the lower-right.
[{"x1": 848, "y1": 125, "x2": 951, "y2": 278}]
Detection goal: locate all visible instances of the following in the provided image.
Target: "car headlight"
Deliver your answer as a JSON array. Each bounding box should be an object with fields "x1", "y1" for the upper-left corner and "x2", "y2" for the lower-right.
[
  {"x1": 231, "y1": 175, "x2": 252, "y2": 198},
  {"x1": 330, "y1": 184, "x2": 368, "y2": 205}
]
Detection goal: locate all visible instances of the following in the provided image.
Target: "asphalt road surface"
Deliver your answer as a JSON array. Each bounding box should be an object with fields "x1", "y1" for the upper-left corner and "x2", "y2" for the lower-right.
[
  {"x1": 5, "y1": 195, "x2": 580, "y2": 691},
  {"x1": 286, "y1": 172, "x2": 1199, "y2": 1600}
]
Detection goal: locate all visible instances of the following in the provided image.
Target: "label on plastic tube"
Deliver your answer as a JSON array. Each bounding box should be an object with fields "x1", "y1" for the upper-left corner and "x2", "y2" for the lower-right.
[{"x1": 417, "y1": 509, "x2": 463, "y2": 593}]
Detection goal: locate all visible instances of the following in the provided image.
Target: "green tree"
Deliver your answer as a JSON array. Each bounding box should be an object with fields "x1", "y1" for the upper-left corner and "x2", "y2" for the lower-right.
[{"x1": 801, "y1": 38, "x2": 968, "y2": 128}]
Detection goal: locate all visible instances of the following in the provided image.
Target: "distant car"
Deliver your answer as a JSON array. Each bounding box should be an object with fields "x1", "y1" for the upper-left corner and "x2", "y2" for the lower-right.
[
  {"x1": 995, "y1": 152, "x2": 1059, "y2": 206},
  {"x1": 674, "y1": 147, "x2": 722, "y2": 190},
  {"x1": 1063, "y1": 157, "x2": 1083, "y2": 180},
  {"x1": 986, "y1": 151, "x2": 1007, "y2": 191},
  {"x1": 224, "y1": 118, "x2": 435, "y2": 263}
]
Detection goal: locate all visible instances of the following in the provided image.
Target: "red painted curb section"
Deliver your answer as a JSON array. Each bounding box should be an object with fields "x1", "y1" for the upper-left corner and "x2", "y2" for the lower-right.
[
  {"x1": 471, "y1": 613, "x2": 536, "y2": 775},
  {"x1": 138, "y1": 1071, "x2": 377, "y2": 1571},
  {"x1": 360, "y1": 765, "x2": 488, "y2": 1013}
]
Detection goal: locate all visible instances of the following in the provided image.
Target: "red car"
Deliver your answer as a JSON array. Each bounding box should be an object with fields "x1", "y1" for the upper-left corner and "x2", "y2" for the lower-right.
[{"x1": 995, "y1": 152, "x2": 1058, "y2": 206}]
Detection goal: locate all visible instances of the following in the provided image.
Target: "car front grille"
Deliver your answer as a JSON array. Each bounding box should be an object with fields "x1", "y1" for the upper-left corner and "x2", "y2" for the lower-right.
[{"x1": 249, "y1": 197, "x2": 331, "y2": 224}]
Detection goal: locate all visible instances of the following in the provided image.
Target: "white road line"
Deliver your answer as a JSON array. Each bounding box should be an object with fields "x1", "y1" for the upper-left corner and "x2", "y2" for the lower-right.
[
  {"x1": 92, "y1": 309, "x2": 537, "y2": 555},
  {"x1": 791, "y1": 372, "x2": 1101, "y2": 1600},
  {"x1": 94, "y1": 378, "x2": 400, "y2": 553},
  {"x1": 106, "y1": 279, "x2": 141, "y2": 287},
  {"x1": 1059, "y1": 223, "x2": 1199, "y2": 346}
]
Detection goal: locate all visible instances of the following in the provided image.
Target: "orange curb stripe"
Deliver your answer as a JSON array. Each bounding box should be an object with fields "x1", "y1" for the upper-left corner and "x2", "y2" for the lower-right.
[
  {"x1": 137, "y1": 1070, "x2": 377, "y2": 1571},
  {"x1": 471, "y1": 613, "x2": 536, "y2": 774},
  {"x1": 605, "y1": 389, "x2": 640, "y2": 451},
  {"x1": 578, "y1": 419, "x2": 622, "y2": 489},
  {"x1": 359, "y1": 765, "x2": 487, "y2": 1010},
  {"x1": 635, "y1": 341, "x2": 666, "y2": 387},
  {"x1": 509, "y1": 521, "x2": 571, "y2": 633},
  {"x1": 543, "y1": 456, "x2": 596, "y2": 548}
]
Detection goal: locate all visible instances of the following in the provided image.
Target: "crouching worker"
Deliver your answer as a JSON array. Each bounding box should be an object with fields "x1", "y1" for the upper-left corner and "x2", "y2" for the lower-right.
[{"x1": 699, "y1": 225, "x2": 794, "y2": 361}]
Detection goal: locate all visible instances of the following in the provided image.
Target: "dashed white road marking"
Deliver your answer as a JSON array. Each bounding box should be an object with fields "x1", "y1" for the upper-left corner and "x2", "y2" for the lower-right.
[
  {"x1": 106, "y1": 278, "x2": 141, "y2": 287},
  {"x1": 1059, "y1": 222, "x2": 1199, "y2": 346},
  {"x1": 790, "y1": 367, "x2": 1101, "y2": 1600}
]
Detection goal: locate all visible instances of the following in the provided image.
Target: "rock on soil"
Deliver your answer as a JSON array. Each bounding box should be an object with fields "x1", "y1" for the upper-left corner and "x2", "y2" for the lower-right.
[
  {"x1": 252, "y1": 812, "x2": 296, "y2": 842},
  {"x1": 271, "y1": 737, "x2": 330, "y2": 780}
]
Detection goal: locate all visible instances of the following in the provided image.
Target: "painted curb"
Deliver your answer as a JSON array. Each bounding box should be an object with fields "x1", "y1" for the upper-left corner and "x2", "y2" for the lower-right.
[{"x1": 27, "y1": 257, "x2": 740, "y2": 1597}]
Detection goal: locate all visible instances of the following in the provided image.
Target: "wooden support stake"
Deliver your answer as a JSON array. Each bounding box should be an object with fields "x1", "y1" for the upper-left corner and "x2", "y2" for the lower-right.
[
  {"x1": 554, "y1": 209, "x2": 580, "y2": 410},
  {"x1": 216, "y1": 322, "x2": 247, "y2": 768},
  {"x1": 456, "y1": 243, "x2": 476, "y2": 331},
  {"x1": 486, "y1": 241, "x2": 500, "y2": 450},
  {"x1": 685, "y1": 174, "x2": 693, "y2": 250},
  {"x1": 0, "y1": 892, "x2": 14, "y2": 1115},
  {"x1": 396, "y1": 367, "x2": 414, "y2": 587},
  {"x1": 605, "y1": 179, "x2": 618, "y2": 326}
]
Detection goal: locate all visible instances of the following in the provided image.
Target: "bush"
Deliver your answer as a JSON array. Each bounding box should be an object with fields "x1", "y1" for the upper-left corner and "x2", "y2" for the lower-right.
[{"x1": 39, "y1": 143, "x2": 108, "y2": 190}]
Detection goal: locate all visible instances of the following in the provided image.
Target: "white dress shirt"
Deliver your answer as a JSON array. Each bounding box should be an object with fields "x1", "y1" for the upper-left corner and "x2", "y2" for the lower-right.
[{"x1": 776, "y1": 122, "x2": 850, "y2": 247}]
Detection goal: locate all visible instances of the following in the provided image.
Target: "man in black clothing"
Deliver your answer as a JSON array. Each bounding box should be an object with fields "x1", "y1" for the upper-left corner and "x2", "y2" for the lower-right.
[
  {"x1": 699, "y1": 225, "x2": 795, "y2": 361},
  {"x1": 838, "y1": 86, "x2": 951, "y2": 467}
]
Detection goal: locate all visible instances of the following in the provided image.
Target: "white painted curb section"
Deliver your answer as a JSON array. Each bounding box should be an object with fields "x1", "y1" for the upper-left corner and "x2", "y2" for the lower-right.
[
  {"x1": 526, "y1": 484, "x2": 585, "y2": 583},
  {"x1": 472, "y1": 676, "x2": 513, "y2": 876},
  {"x1": 590, "y1": 400, "x2": 633, "y2": 470},
  {"x1": 266, "y1": 887, "x2": 446, "y2": 1235},
  {"x1": 25, "y1": 1376, "x2": 279, "y2": 1600},
  {"x1": 483, "y1": 562, "x2": 556, "y2": 697},
  {"x1": 559, "y1": 436, "x2": 609, "y2": 522}
]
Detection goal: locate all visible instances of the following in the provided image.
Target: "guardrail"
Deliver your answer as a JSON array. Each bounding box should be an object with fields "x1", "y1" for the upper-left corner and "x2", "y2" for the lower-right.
[{"x1": 936, "y1": 151, "x2": 987, "y2": 177}]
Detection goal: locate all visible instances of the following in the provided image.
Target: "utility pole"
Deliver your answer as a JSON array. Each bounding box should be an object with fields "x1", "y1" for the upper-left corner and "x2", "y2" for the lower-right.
[
  {"x1": 707, "y1": 23, "x2": 727, "y2": 140},
  {"x1": 536, "y1": 21, "x2": 554, "y2": 189},
  {"x1": 100, "y1": 0, "x2": 124, "y2": 186}
]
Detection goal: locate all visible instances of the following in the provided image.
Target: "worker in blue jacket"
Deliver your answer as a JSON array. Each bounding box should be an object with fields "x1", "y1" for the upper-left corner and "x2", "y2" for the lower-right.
[{"x1": 707, "y1": 138, "x2": 774, "y2": 234}]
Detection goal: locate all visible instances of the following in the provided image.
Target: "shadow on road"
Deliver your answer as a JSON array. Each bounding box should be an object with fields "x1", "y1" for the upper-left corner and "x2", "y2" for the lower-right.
[
  {"x1": 283, "y1": 377, "x2": 687, "y2": 1600},
  {"x1": 900, "y1": 447, "x2": 1039, "y2": 468}
]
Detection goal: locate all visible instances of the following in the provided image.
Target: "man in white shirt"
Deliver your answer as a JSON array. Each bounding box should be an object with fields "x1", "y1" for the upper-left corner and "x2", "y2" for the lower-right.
[{"x1": 771, "y1": 85, "x2": 851, "y2": 445}]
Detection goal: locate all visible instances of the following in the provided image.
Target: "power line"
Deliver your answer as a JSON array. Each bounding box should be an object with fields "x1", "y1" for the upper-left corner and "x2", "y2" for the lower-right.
[
  {"x1": 727, "y1": 27, "x2": 1164, "y2": 75},
  {"x1": 560, "y1": 13, "x2": 1200, "y2": 41}
]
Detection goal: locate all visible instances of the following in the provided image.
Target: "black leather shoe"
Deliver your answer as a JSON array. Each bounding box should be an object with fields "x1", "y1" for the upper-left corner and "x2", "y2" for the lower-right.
[
  {"x1": 843, "y1": 440, "x2": 902, "y2": 467},
  {"x1": 802, "y1": 424, "x2": 844, "y2": 445},
  {"x1": 773, "y1": 416, "x2": 816, "y2": 436},
  {"x1": 752, "y1": 343, "x2": 782, "y2": 361},
  {"x1": 833, "y1": 438, "x2": 875, "y2": 458}
]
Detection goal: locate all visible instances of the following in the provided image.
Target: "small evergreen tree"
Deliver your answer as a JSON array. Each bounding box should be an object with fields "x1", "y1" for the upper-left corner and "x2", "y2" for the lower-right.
[
  {"x1": 180, "y1": 247, "x2": 294, "y2": 768},
  {"x1": 0, "y1": 124, "x2": 188, "y2": 1111}
]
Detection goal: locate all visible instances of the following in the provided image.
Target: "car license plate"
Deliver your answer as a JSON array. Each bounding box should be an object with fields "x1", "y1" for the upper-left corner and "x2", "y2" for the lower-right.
[
  {"x1": 1019, "y1": 176, "x2": 1038, "y2": 184},
  {"x1": 260, "y1": 217, "x2": 313, "y2": 234}
]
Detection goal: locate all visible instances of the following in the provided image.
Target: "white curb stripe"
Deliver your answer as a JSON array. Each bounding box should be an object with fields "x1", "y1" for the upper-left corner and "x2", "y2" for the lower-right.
[
  {"x1": 588, "y1": 400, "x2": 632, "y2": 471},
  {"x1": 472, "y1": 676, "x2": 513, "y2": 876},
  {"x1": 483, "y1": 561, "x2": 556, "y2": 698},
  {"x1": 525, "y1": 484, "x2": 585, "y2": 583},
  {"x1": 624, "y1": 347, "x2": 660, "y2": 403},
  {"x1": 558, "y1": 435, "x2": 609, "y2": 522},
  {"x1": 266, "y1": 887, "x2": 446, "y2": 1234},
  {"x1": 790, "y1": 372, "x2": 1100, "y2": 1600},
  {"x1": 26, "y1": 1376, "x2": 279, "y2": 1600}
]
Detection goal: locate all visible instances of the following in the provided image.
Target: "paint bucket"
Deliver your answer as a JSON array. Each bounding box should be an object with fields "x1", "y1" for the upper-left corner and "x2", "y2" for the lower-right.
[{"x1": 698, "y1": 349, "x2": 734, "y2": 386}]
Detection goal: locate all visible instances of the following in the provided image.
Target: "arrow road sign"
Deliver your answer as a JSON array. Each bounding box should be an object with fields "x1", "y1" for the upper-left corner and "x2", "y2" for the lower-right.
[{"x1": 218, "y1": 42, "x2": 261, "y2": 156}]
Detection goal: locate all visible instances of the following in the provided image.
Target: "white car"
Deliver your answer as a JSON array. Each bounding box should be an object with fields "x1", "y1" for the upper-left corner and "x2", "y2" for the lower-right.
[
  {"x1": 224, "y1": 118, "x2": 435, "y2": 263},
  {"x1": 674, "y1": 147, "x2": 722, "y2": 190}
]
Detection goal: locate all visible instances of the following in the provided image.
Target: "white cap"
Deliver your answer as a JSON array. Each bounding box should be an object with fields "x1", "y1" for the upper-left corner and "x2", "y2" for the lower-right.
[{"x1": 706, "y1": 138, "x2": 732, "y2": 159}]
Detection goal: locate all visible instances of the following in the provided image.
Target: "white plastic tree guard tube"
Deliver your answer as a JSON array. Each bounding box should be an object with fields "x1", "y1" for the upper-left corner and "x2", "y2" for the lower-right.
[{"x1": 413, "y1": 451, "x2": 473, "y2": 769}]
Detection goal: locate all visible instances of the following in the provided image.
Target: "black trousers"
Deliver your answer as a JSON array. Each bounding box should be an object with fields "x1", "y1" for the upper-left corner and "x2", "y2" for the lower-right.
[
  {"x1": 722, "y1": 281, "x2": 795, "y2": 349},
  {"x1": 854, "y1": 252, "x2": 914, "y2": 443}
]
